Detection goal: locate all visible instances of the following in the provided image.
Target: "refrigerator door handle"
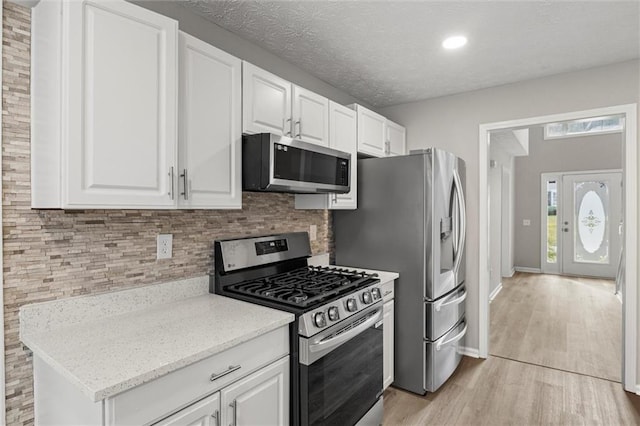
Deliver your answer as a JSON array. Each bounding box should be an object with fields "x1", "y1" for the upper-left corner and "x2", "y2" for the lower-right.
[
  {"x1": 452, "y1": 168, "x2": 466, "y2": 275},
  {"x1": 436, "y1": 322, "x2": 467, "y2": 351},
  {"x1": 434, "y1": 288, "x2": 467, "y2": 312}
]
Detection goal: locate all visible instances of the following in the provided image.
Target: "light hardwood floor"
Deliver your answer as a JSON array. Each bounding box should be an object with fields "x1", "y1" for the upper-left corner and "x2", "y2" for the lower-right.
[
  {"x1": 383, "y1": 273, "x2": 639, "y2": 424},
  {"x1": 490, "y1": 273, "x2": 621, "y2": 382}
]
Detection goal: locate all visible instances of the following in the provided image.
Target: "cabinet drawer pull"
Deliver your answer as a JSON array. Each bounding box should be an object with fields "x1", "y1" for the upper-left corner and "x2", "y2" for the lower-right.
[
  {"x1": 383, "y1": 290, "x2": 392, "y2": 296},
  {"x1": 210, "y1": 364, "x2": 241, "y2": 382}
]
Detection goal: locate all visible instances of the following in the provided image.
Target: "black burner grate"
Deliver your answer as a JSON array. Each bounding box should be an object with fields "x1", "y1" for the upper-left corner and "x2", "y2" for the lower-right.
[{"x1": 226, "y1": 266, "x2": 378, "y2": 308}]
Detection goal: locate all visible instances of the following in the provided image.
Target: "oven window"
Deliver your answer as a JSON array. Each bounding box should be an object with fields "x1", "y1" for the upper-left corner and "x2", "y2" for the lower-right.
[
  {"x1": 300, "y1": 324, "x2": 383, "y2": 426},
  {"x1": 273, "y1": 145, "x2": 349, "y2": 186}
]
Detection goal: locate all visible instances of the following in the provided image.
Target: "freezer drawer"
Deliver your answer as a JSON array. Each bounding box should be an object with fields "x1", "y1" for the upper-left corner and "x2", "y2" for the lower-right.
[
  {"x1": 424, "y1": 318, "x2": 466, "y2": 392},
  {"x1": 425, "y1": 285, "x2": 466, "y2": 341}
]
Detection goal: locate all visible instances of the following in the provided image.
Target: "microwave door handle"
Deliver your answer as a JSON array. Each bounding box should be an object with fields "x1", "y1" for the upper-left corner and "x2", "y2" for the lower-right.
[{"x1": 452, "y1": 168, "x2": 466, "y2": 276}]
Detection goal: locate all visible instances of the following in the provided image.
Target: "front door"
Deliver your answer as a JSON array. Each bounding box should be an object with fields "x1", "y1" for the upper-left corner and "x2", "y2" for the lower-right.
[{"x1": 560, "y1": 172, "x2": 622, "y2": 278}]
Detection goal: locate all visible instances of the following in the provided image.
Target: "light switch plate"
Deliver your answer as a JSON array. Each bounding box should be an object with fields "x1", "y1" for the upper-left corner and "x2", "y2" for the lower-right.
[
  {"x1": 157, "y1": 234, "x2": 173, "y2": 259},
  {"x1": 523, "y1": 219, "x2": 531, "y2": 226}
]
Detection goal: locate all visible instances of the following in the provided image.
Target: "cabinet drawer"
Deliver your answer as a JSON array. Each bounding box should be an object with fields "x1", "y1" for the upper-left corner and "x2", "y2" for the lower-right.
[
  {"x1": 380, "y1": 280, "x2": 395, "y2": 302},
  {"x1": 105, "y1": 326, "x2": 288, "y2": 425}
]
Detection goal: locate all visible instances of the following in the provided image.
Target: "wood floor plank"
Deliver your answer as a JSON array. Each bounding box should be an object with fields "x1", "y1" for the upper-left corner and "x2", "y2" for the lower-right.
[
  {"x1": 383, "y1": 273, "x2": 635, "y2": 425},
  {"x1": 489, "y1": 273, "x2": 621, "y2": 382},
  {"x1": 383, "y1": 357, "x2": 640, "y2": 425}
]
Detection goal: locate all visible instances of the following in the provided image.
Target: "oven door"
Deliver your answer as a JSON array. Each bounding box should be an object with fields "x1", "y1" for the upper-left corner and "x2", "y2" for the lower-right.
[{"x1": 299, "y1": 303, "x2": 383, "y2": 426}]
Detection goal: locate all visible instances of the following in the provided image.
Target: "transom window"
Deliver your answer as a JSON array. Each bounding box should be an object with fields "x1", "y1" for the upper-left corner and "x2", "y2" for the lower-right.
[{"x1": 544, "y1": 115, "x2": 624, "y2": 139}]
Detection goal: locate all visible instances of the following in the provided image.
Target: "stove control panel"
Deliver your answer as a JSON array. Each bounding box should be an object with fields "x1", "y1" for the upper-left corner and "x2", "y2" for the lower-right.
[{"x1": 298, "y1": 281, "x2": 382, "y2": 337}]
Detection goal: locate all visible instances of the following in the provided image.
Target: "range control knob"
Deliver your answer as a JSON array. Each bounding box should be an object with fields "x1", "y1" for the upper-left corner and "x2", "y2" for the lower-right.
[
  {"x1": 371, "y1": 288, "x2": 381, "y2": 300},
  {"x1": 314, "y1": 312, "x2": 327, "y2": 328},
  {"x1": 346, "y1": 298, "x2": 358, "y2": 312},
  {"x1": 361, "y1": 291, "x2": 373, "y2": 305},
  {"x1": 327, "y1": 306, "x2": 340, "y2": 321}
]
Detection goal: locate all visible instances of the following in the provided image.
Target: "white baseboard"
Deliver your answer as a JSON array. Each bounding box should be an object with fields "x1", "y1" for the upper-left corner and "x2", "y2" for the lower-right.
[
  {"x1": 514, "y1": 266, "x2": 542, "y2": 274},
  {"x1": 636, "y1": 384, "x2": 640, "y2": 395},
  {"x1": 489, "y1": 283, "x2": 503, "y2": 302},
  {"x1": 458, "y1": 346, "x2": 480, "y2": 358},
  {"x1": 503, "y1": 267, "x2": 515, "y2": 278}
]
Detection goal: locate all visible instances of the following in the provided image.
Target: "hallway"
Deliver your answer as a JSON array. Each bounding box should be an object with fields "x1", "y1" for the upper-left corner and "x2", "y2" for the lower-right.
[{"x1": 490, "y1": 273, "x2": 621, "y2": 382}]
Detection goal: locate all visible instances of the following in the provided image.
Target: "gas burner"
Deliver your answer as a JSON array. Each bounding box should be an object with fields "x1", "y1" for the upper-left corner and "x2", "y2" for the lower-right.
[{"x1": 226, "y1": 266, "x2": 379, "y2": 309}]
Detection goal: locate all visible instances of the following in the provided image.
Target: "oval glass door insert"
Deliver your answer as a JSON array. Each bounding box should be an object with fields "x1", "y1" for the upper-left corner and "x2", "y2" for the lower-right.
[{"x1": 577, "y1": 188, "x2": 607, "y2": 261}]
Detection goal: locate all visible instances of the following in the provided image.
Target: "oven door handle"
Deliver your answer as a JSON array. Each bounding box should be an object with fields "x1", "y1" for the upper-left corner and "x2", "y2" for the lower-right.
[{"x1": 309, "y1": 308, "x2": 383, "y2": 353}]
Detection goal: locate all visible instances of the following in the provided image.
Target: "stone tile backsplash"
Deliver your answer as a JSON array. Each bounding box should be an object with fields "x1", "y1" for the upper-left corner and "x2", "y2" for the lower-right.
[{"x1": 2, "y1": 3, "x2": 331, "y2": 424}]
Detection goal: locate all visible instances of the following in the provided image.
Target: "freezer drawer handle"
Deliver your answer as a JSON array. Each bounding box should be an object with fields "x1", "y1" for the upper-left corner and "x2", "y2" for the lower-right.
[
  {"x1": 436, "y1": 323, "x2": 467, "y2": 351},
  {"x1": 434, "y1": 289, "x2": 467, "y2": 312}
]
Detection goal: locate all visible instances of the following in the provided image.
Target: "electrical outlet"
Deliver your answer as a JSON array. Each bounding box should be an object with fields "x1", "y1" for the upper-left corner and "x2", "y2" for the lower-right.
[
  {"x1": 523, "y1": 219, "x2": 531, "y2": 226},
  {"x1": 157, "y1": 234, "x2": 173, "y2": 260},
  {"x1": 309, "y1": 225, "x2": 317, "y2": 241}
]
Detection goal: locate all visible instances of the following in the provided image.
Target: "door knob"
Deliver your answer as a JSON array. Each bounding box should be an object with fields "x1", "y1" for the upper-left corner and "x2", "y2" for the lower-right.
[{"x1": 563, "y1": 227, "x2": 569, "y2": 232}]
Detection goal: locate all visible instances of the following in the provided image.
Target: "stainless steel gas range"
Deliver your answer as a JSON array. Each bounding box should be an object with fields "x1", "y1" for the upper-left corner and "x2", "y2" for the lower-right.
[{"x1": 211, "y1": 232, "x2": 384, "y2": 426}]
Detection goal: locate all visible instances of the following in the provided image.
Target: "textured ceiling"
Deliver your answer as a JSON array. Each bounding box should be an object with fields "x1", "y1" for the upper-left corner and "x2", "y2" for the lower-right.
[{"x1": 181, "y1": 0, "x2": 640, "y2": 107}]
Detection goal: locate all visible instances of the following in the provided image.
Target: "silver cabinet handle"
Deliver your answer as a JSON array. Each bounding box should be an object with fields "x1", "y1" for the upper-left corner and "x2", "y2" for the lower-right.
[
  {"x1": 229, "y1": 400, "x2": 237, "y2": 426},
  {"x1": 295, "y1": 120, "x2": 301, "y2": 138},
  {"x1": 180, "y1": 169, "x2": 188, "y2": 200},
  {"x1": 168, "y1": 167, "x2": 174, "y2": 200},
  {"x1": 211, "y1": 409, "x2": 219, "y2": 426},
  {"x1": 385, "y1": 140, "x2": 391, "y2": 155},
  {"x1": 210, "y1": 365, "x2": 241, "y2": 382},
  {"x1": 383, "y1": 290, "x2": 392, "y2": 296},
  {"x1": 284, "y1": 118, "x2": 292, "y2": 136}
]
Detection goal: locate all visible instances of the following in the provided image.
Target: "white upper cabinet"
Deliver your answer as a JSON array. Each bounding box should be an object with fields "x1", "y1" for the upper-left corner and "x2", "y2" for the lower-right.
[
  {"x1": 351, "y1": 104, "x2": 387, "y2": 157},
  {"x1": 242, "y1": 62, "x2": 329, "y2": 147},
  {"x1": 292, "y1": 86, "x2": 329, "y2": 146},
  {"x1": 179, "y1": 32, "x2": 242, "y2": 209},
  {"x1": 242, "y1": 62, "x2": 293, "y2": 137},
  {"x1": 294, "y1": 102, "x2": 357, "y2": 210},
  {"x1": 386, "y1": 120, "x2": 407, "y2": 157},
  {"x1": 31, "y1": 0, "x2": 179, "y2": 209}
]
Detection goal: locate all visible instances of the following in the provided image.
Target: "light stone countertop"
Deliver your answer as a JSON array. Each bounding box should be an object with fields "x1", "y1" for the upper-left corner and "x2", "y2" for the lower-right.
[{"x1": 20, "y1": 278, "x2": 294, "y2": 402}]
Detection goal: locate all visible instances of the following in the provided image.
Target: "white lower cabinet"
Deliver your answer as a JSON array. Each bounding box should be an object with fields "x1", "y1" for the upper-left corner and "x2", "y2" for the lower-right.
[
  {"x1": 383, "y1": 299, "x2": 395, "y2": 390},
  {"x1": 156, "y1": 357, "x2": 289, "y2": 426},
  {"x1": 155, "y1": 392, "x2": 221, "y2": 426},
  {"x1": 381, "y1": 279, "x2": 396, "y2": 391},
  {"x1": 33, "y1": 327, "x2": 289, "y2": 426},
  {"x1": 221, "y1": 356, "x2": 289, "y2": 426}
]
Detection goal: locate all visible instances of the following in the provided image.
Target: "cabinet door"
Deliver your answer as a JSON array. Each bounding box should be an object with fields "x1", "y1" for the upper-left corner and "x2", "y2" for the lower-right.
[
  {"x1": 383, "y1": 300, "x2": 395, "y2": 390},
  {"x1": 65, "y1": 0, "x2": 178, "y2": 208},
  {"x1": 329, "y1": 102, "x2": 357, "y2": 209},
  {"x1": 221, "y1": 357, "x2": 289, "y2": 426},
  {"x1": 155, "y1": 392, "x2": 221, "y2": 426},
  {"x1": 292, "y1": 86, "x2": 329, "y2": 146},
  {"x1": 356, "y1": 106, "x2": 386, "y2": 157},
  {"x1": 242, "y1": 62, "x2": 292, "y2": 136},
  {"x1": 387, "y1": 120, "x2": 406, "y2": 157},
  {"x1": 178, "y1": 32, "x2": 242, "y2": 209}
]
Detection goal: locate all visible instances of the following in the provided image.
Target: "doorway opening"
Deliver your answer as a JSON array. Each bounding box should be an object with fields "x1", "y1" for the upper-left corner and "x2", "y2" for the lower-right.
[{"x1": 478, "y1": 103, "x2": 637, "y2": 393}]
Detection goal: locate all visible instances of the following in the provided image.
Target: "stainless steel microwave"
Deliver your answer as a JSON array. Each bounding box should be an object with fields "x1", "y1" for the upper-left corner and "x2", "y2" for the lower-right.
[{"x1": 242, "y1": 133, "x2": 351, "y2": 194}]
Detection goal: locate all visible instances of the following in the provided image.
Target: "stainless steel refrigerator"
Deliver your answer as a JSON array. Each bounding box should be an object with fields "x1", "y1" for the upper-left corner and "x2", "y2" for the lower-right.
[{"x1": 334, "y1": 148, "x2": 467, "y2": 395}]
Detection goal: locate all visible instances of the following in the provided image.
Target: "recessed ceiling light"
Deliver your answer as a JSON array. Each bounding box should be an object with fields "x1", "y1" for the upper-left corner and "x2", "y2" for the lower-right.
[{"x1": 442, "y1": 35, "x2": 467, "y2": 50}]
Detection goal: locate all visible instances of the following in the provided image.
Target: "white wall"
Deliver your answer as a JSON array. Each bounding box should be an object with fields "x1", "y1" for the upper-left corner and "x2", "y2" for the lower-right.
[
  {"x1": 380, "y1": 59, "x2": 640, "y2": 356},
  {"x1": 513, "y1": 127, "x2": 622, "y2": 269}
]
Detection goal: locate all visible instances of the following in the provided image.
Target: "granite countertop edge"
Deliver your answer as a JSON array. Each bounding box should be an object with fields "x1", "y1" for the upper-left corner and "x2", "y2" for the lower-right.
[{"x1": 21, "y1": 294, "x2": 294, "y2": 402}]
